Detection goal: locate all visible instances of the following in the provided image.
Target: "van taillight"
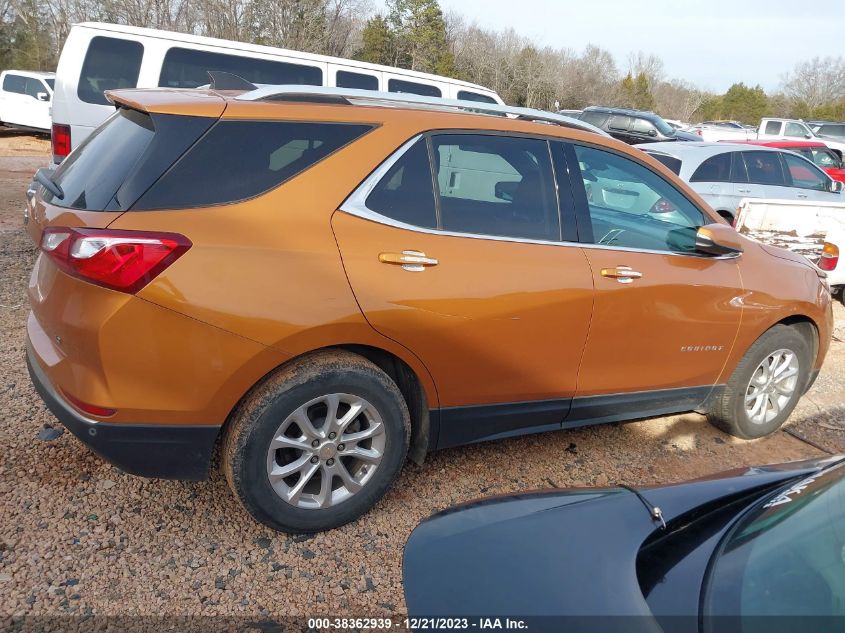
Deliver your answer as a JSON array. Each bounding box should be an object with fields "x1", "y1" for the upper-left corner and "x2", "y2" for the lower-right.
[
  {"x1": 819, "y1": 242, "x2": 839, "y2": 271},
  {"x1": 40, "y1": 227, "x2": 191, "y2": 294},
  {"x1": 51, "y1": 123, "x2": 71, "y2": 162}
]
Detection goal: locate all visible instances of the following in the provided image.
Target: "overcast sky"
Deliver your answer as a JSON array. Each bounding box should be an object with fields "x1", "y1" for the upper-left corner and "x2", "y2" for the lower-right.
[{"x1": 380, "y1": 0, "x2": 845, "y2": 93}]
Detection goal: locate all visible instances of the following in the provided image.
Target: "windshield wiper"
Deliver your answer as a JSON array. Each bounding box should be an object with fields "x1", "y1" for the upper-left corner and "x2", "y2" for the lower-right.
[{"x1": 35, "y1": 168, "x2": 64, "y2": 200}]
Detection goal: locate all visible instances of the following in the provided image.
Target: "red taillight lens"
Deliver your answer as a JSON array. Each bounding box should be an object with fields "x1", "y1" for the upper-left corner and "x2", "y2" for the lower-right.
[
  {"x1": 51, "y1": 123, "x2": 71, "y2": 162},
  {"x1": 695, "y1": 129, "x2": 702, "y2": 136},
  {"x1": 62, "y1": 391, "x2": 116, "y2": 417},
  {"x1": 650, "y1": 198, "x2": 676, "y2": 214},
  {"x1": 819, "y1": 242, "x2": 839, "y2": 271},
  {"x1": 40, "y1": 227, "x2": 191, "y2": 294}
]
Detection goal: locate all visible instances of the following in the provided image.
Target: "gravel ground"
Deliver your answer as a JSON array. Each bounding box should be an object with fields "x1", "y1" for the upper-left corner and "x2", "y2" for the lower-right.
[{"x1": 1, "y1": 130, "x2": 844, "y2": 627}]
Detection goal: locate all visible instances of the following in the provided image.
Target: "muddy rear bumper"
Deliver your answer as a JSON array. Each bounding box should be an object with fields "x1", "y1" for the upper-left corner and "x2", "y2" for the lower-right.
[{"x1": 27, "y1": 347, "x2": 220, "y2": 480}]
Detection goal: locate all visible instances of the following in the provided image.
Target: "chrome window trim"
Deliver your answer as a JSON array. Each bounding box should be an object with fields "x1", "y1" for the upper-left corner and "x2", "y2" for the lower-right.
[{"x1": 338, "y1": 133, "x2": 740, "y2": 260}]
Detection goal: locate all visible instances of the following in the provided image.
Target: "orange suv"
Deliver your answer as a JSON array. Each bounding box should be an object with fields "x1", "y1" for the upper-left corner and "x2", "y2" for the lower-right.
[{"x1": 25, "y1": 85, "x2": 832, "y2": 533}]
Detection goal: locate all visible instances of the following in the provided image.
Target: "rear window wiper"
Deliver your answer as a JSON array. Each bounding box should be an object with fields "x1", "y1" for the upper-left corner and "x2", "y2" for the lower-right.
[{"x1": 35, "y1": 168, "x2": 64, "y2": 200}]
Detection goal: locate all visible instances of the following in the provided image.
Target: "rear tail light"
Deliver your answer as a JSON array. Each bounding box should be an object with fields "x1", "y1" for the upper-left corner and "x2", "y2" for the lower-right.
[
  {"x1": 40, "y1": 227, "x2": 191, "y2": 294},
  {"x1": 51, "y1": 123, "x2": 71, "y2": 162},
  {"x1": 650, "y1": 198, "x2": 676, "y2": 214},
  {"x1": 819, "y1": 242, "x2": 839, "y2": 271}
]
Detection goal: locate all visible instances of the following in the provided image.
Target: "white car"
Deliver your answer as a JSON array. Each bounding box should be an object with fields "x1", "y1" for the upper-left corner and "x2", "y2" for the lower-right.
[
  {"x1": 639, "y1": 141, "x2": 844, "y2": 223},
  {"x1": 0, "y1": 70, "x2": 54, "y2": 132}
]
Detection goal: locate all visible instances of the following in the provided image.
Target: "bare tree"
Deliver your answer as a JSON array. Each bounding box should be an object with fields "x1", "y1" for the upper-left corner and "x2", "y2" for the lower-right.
[{"x1": 781, "y1": 56, "x2": 845, "y2": 111}]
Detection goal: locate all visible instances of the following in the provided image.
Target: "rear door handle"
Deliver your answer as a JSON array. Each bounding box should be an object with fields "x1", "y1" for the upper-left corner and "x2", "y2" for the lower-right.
[
  {"x1": 737, "y1": 188, "x2": 751, "y2": 194},
  {"x1": 600, "y1": 265, "x2": 643, "y2": 284},
  {"x1": 379, "y1": 250, "x2": 439, "y2": 272},
  {"x1": 796, "y1": 193, "x2": 808, "y2": 198}
]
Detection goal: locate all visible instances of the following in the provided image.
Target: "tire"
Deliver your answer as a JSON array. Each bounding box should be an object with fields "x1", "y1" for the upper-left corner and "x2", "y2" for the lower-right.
[
  {"x1": 223, "y1": 349, "x2": 410, "y2": 533},
  {"x1": 707, "y1": 325, "x2": 812, "y2": 439}
]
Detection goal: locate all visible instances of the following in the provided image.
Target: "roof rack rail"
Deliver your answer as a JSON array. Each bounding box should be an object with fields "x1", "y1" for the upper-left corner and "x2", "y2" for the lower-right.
[{"x1": 235, "y1": 85, "x2": 608, "y2": 137}]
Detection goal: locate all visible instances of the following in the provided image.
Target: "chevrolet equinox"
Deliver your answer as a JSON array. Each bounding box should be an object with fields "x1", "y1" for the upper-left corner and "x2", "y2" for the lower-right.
[{"x1": 25, "y1": 85, "x2": 833, "y2": 533}]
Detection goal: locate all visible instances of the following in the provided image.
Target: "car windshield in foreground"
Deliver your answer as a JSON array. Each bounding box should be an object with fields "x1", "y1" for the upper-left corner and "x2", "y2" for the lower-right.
[{"x1": 703, "y1": 461, "x2": 845, "y2": 626}]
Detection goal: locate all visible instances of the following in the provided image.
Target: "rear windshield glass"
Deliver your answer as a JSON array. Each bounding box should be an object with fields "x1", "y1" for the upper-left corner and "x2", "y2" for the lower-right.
[
  {"x1": 647, "y1": 152, "x2": 682, "y2": 175},
  {"x1": 159, "y1": 48, "x2": 323, "y2": 89},
  {"x1": 46, "y1": 108, "x2": 155, "y2": 210},
  {"x1": 134, "y1": 121, "x2": 373, "y2": 209},
  {"x1": 78, "y1": 36, "x2": 144, "y2": 105}
]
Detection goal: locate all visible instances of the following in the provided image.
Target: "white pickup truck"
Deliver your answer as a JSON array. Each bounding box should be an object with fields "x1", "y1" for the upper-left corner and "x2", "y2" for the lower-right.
[
  {"x1": 735, "y1": 197, "x2": 845, "y2": 303},
  {"x1": 756, "y1": 118, "x2": 845, "y2": 159},
  {"x1": 0, "y1": 70, "x2": 54, "y2": 132}
]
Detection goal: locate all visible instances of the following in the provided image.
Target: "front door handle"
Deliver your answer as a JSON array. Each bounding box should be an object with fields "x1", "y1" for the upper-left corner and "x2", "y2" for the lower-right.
[
  {"x1": 737, "y1": 188, "x2": 751, "y2": 194},
  {"x1": 796, "y1": 193, "x2": 808, "y2": 198},
  {"x1": 379, "y1": 250, "x2": 439, "y2": 272},
  {"x1": 600, "y1": 265, "x2": 643, "y2": 284}
]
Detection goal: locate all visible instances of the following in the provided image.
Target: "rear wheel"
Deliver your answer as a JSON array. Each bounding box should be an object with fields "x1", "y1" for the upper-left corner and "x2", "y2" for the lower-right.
[
  {"x1": 223, "y1": 349, "x2": 410, "y2": 533},
  {"x1": 707, "y1": 325, "x2": 811, "y2": 439}
]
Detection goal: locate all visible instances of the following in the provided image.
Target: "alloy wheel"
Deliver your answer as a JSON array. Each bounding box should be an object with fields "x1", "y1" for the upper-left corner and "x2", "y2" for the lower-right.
[
  {"x1": 744, "y1": 349, "x2": 800, "y2": 425},
  {"x1": 265, "y1": 393, "x2": 385, "y2": 509}
]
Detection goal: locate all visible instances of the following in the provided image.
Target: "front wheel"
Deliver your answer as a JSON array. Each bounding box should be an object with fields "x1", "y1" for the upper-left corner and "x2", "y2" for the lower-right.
[
  {"x1": 707, "y1": 325, "x2": 812, "y2": 439},
  {"x1": 223, "y1": 349, "x2": 410, "y2": 533}
]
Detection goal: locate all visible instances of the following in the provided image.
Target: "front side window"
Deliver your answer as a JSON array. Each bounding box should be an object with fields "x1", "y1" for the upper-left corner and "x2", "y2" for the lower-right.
[
  {"x1": 690, "y1": 153, "x2": 733, "y2": 183},
  {"x1": 25, "y1": 78, "x2": 46, "y2": 99},
  {"x1": 135, "y1": 121, "x2": 372, "y2": 209},
  {"x1": 159, "y1": 48, "x2": 322, "y2": 89},
  {"x1": 607, "y1": 115, "x2": 631, "y2": 132},
  {"x1": 630, "y1": 118, "x2": 657, "y2": 136},
  {"x1": 432, "y1": 134, "x2": 560, "y2": 241},
  {"x1": 78, "y1": 37, "x2": 143, "y2": 105},
  {"x1": 782, "y1": 153, "x2": 830, "y2": 191},
  {"x1": 704, "y1": 465, "x2": 845, "y2": 622},
  {"x1": 806, "y1": 148, "x2": 840, "y2": 169},
  {"x1": 387, "y1": 78, "x2": 441, "y2": 97},
  {"x1": 574, "y1": 144, "x2": 705, "y2": 253},
  {"x1": 784, "y1": 122, "x2": 808, "y2": 137},
  {"x1": 742, "y1": 151, "x2": 787, "y2": 186}
]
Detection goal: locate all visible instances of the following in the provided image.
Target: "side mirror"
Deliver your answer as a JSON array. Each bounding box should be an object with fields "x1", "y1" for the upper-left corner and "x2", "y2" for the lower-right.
[
  {"x1": 494, "y1": 180, "x2": 518, "y2": 202},
  {"x1": 804, "y1": 133, "x2": 812, "y2": 139},
  {"x1": 648, "y1": 129, "x2": 657, "y2": 137},
  {"x1": 695, "y1": 223, "x2": 744, "y2": 257},
  {"x1": 36, "y1": 92, "x2": 49, "y2": 102},
  {"x1": 832, "y1": 180, "x2": 844, "y2": 193}
]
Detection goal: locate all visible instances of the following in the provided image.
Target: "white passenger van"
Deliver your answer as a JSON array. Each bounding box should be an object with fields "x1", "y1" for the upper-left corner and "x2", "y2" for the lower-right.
[{"x1": 50, "y1": 22, "x2": 503, "y2": 163}]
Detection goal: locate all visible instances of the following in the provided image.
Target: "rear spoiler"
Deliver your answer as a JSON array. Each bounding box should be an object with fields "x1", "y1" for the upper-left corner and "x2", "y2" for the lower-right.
[{"x1": 104, "y1": 88, "x2": 227, "y2": 118}]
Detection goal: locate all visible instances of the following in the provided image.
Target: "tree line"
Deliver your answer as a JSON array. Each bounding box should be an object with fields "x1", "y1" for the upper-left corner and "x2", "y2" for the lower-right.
[{"x1": 2, "y1": 0, "x2": 844, "y2": 123}]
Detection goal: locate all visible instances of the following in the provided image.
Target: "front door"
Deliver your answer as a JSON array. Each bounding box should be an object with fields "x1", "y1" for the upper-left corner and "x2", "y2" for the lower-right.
[
  {"x1": 333, "y1": 134, "x2": 595, "y2": 447},
  {"x1": 561, "y1": 142, "x2": 744, "y2": 423}
]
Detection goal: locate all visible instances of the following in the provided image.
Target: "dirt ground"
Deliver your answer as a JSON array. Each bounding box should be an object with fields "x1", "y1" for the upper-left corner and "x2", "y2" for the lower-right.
[{"x1": 1, "y1": 128, "x2": 844, "y2": 624}]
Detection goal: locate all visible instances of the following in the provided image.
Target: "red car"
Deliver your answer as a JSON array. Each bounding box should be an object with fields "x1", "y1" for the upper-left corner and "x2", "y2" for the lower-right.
[{"x1": 728, "y1": 139, "x2": 845, "y2": 183}]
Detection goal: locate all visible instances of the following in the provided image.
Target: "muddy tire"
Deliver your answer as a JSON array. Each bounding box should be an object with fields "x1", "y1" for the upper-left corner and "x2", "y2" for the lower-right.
[
  {"x1": 223, "y1": 349, "x2": 410, "y2": 533},
  {"x1": 707, "y1": 325, "x2": 812, "y2": 439}
]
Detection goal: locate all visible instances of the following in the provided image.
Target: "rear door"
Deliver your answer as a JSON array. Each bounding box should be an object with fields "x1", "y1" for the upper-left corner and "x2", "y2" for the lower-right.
[
  {"x1": 737, "y1": 150, "x2": 788, "y2": 200},
  {"x1": 333, "y1": 133, "x2": 595, "y2": 447},
  {"x1": 560, "y1": 141, "x2": 742, "y2": 423}
]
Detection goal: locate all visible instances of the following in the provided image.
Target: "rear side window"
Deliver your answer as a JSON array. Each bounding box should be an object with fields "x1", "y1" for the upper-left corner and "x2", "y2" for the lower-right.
[
  {"x1": 336, "y1": 70, "x2": 378, "y2": 90},
  {"x1": 690, "y1": 153, "x2": 732, "y2": 183},
  {"x1": 742, "y1": 151, "x2": 787, "y2": 186},
  {"x1": 432, "y1": 134, "x2": 559, "y2": 241},
  {"x1": 764, "y1": 121, "x2": 782, "y2": 135},
  {"x1": 366, "y1": 139, "x2": 437, "y2": 228},
  {"x1": 388, "y1": 78, "x2": 441, "y2": 97},
  {"x1": 159, "y1": 48, "x2": 322, "y2": 89},
  {"x1": 78, "y1": 37, "x2": 143, "y2": 105},
  {"x1": 2, "y1": 74, "x2": 25, "y2": 93},
  {"x1": 47, "y1": 108, "x2": 155, "y2": 210},
  {"x1": 135, "y1": 121, "x2": 372, "y2": 210},
  {"x1": 457, "y1": 90, "x2": 497, "y2": 104},
  {"x1": 646, "y1": 153, "x2": 682, "y2": 175}
]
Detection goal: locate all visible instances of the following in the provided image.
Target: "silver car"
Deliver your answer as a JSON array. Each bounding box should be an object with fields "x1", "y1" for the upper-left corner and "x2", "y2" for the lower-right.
[{"x1": 638, "y1": 142, "x2": 843, "y2": 223}]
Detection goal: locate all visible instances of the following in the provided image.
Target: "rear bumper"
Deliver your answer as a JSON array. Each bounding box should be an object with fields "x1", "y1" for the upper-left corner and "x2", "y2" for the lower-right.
[{"x1": 27, "y1": 347, "x2": 220, "y2": 480}]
